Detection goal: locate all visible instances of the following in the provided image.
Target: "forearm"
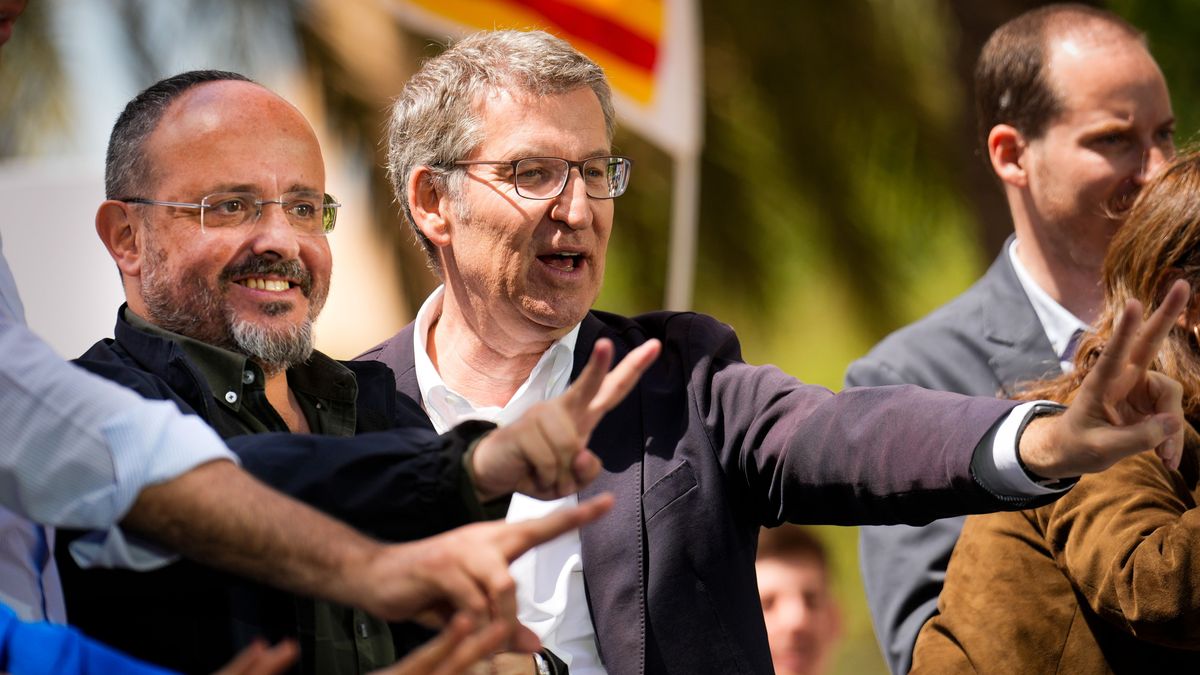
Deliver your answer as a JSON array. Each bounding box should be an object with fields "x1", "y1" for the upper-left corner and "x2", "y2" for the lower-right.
[
  {"x1": 121, "y1": 459, "x2": 381, "y2": 611},
  {"x1": 231, "y1": 424, "x2": 493, "y2": 541}
]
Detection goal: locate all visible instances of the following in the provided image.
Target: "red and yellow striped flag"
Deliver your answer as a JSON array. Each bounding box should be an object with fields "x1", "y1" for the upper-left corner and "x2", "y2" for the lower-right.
[{"x1": 386, "y1": 0, "x2": 702, "y2": 158}]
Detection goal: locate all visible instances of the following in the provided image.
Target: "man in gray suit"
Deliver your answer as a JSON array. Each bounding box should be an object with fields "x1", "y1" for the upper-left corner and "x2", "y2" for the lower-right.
[{"x1": 846, "y1": 5, "x2": 1177, "y2": 673}]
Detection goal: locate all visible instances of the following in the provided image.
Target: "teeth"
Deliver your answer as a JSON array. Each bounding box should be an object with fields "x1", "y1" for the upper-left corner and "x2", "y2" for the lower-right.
[{"x1": 241, "y1": 278, "x2": 290, "y2": 292}]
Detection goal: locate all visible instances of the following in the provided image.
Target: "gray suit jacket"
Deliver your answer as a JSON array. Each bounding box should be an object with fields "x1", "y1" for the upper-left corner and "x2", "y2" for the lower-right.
[{"x1": 845, "y1": 239, "x2": 1060, "y2": 674}]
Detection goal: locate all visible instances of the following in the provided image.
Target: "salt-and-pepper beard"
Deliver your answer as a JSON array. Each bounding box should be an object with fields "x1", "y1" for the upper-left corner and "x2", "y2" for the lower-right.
[{"x1": 140, "y1": 240, "x2": 328, "y2": 378}]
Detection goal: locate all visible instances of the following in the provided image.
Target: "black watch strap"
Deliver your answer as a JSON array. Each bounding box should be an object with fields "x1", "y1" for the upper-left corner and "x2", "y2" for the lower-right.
[{"x1": 1015, "y1": 402, "x2": 1074, "y2": 488}]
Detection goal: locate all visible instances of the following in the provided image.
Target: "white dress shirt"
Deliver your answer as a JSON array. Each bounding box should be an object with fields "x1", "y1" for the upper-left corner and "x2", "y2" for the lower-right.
[
  {"x1": 0, "y1": 234, "x2": 236, "y2": 622},
  {"x1": 1008, "y1": 238, "x2": 1089, "y2": 371},
  {"x1": 410, "y1": 283, "x2": 1074, "y2": 670},
  {"x1": 412, "y1": 287, "x2": 605, "y2": 672}
]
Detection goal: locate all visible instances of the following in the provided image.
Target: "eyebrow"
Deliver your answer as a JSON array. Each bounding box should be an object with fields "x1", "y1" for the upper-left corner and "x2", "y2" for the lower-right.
[
  {"x1": 491, "y1": 148, "x2": 614, "y2": 160},
  {"x1": 191, "y1": 183, "x2": 322, "y2": 196}
]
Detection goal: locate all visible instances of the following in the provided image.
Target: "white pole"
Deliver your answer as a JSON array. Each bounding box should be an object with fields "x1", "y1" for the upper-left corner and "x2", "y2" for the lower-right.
[{"x1": 664, "y1": 151, "x2": 700, "y2": 311}]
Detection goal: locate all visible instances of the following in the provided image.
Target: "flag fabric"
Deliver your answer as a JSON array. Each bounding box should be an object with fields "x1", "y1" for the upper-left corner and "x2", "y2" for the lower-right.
[{"x1": 385, "y1": 0, "x2": 702, "y2": 159}]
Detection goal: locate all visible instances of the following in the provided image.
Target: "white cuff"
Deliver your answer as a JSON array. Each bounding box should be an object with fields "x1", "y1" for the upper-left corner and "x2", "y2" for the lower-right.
[{"x1": 983, "y1": 400, "x2": 1073, "y2": 497}]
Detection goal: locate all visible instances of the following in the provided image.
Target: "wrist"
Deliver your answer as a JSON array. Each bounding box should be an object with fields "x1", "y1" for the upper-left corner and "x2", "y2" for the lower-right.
[
  {"x1": 326, "y1": 535, "x2": 390, "y2": 616},
  {"x1": 1016, "y1": 402, "x2": 1073, "y2": 481},
  {"x1": 466, "y1": 431, "x2": 504, "y2": 502}
]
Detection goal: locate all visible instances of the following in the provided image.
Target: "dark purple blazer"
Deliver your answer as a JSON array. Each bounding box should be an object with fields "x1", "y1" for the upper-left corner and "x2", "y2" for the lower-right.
[{"x1": 359, "y1": 310, "x2": 1028, "y2": 674}]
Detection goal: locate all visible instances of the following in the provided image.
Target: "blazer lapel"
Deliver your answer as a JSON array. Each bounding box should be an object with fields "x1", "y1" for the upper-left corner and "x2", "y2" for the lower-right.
[
  {"x1": 980, "y1": 241, "x2": 1061, "y2": 395},
  {"x1": 575, "y1": 314, "x2": 648, "y2": 675},
  {"x1": 382, "y1": 323, "x2": 421, "y2": 402}
]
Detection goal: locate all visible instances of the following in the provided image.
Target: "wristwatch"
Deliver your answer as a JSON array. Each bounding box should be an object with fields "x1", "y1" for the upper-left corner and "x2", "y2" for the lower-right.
[
  {"x1": 533, "y1": 651, "x2": 552, "y2": 675},
  {"x1": 1015, "y1": 402, "x2": 1074, "y2": 488}
]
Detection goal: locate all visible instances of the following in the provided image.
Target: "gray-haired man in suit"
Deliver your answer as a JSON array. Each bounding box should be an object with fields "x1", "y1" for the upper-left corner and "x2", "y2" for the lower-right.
[
  {"x1": 847, "y1": 5, "x2": 1176, "y2": 673},
  {"x1": 362, "y1": 26, "x2": 1190, "y2": 675}
]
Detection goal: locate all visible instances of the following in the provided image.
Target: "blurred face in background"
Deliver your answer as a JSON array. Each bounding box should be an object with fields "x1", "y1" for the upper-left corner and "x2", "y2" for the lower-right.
[{"x1": 757, "y1": 554, "x2": 842, "y2": 675}]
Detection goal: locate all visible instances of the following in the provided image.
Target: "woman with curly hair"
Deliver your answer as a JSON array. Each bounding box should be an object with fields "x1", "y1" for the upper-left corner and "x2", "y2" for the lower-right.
[{"x1": 912, "y1": 150, "x2": 1200, "y2": 673}]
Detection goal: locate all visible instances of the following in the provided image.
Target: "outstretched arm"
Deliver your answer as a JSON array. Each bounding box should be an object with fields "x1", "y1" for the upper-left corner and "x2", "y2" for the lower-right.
[{"x1": 126, "y1": 467, "x2": 611, "y2": 652}]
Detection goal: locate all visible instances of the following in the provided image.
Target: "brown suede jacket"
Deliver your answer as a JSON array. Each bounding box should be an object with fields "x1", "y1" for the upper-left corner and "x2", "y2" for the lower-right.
[{"x1": 911, "y1": 439, "x2": 1200, "y2": 674}]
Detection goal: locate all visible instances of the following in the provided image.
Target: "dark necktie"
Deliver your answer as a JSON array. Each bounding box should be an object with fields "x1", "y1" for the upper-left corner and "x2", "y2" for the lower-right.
[{"x1": 1061, "y1": 328, "x2": 1084, "y2": 362}]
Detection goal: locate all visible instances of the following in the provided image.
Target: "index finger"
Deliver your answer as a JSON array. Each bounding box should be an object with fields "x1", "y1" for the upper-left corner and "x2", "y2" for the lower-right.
[
  {"x1": 1085, "y1": 298, "x2": 1144, "y2": 389},
  {"x1": 495, "y1": 493, "x2": 615, "y2": 561},
  {"x1": 1126, "y1": 279, "x2": 1190, "y2": 369},
  {"x1": 560, "y1": 339, "x2": 615, "y2": 415}
]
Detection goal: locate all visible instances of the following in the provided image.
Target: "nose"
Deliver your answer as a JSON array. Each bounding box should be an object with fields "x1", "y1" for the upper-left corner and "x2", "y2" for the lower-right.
[
  {"x1": 1136, "y1": 144, "x2": 1172, "y2": 186},
  {"x1": 549, "y1": 167, "x2": 594, "y2": 231},
  {"x1": 773, "y1": 597, "x2": 816, "y2": 637},
  {"x1": 248, "y1": 201, "x2": 301, "y2": 259}
]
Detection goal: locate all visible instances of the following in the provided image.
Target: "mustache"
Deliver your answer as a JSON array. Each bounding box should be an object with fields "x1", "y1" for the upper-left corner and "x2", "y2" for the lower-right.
[{"x1": 220, "y1": 255, "x2": 313, "y2": 296}]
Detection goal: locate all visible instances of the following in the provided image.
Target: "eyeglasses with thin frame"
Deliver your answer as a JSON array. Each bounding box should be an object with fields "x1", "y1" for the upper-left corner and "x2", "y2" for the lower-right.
[
  {"x1": 117, "y1": 191, "x2": 341, "y2": 236},
  {"x1": 453, "y1": 156, "x2": 633, "y2": 200}
]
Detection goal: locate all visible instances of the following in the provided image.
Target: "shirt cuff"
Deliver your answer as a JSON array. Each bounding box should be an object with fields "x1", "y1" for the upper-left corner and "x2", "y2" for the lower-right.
[
  {"x1": 104, "y1": 404, "x2": 238, "y2": 521},
  {"x1": 977, "y1": 400, "x2": 1075, "y2": 497},
  {"x1": 71, "y1": 403, "x2": 237, "y2": 570}
]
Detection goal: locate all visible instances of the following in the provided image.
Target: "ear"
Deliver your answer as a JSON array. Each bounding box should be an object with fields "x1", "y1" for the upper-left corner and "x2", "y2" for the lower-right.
[
  {"x1": 408, "y1": 166, "x2": 452, "y2": 248},
  {"x1": 988, "y1": 124, "x2": 1029, "y2": 188},
  {"x1": 95, "y1": 200, "x2": 145, "y2": 279}
]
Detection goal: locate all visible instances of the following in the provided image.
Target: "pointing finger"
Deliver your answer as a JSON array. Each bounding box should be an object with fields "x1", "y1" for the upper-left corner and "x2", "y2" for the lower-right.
[{"x1": 496, "y1": 493, "x2": 614, "y2": 561}]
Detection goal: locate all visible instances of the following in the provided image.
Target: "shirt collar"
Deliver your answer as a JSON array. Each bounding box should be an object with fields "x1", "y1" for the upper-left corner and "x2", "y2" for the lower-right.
[
  {"x1": 412, "y1": 286, "x2": 579, "y2": 432},
  {"x1": 1008, "y1": 238, "x2": 1088, "y2": 360},
  {"x1": 123, "y1": 306, "x2": 357, "y2": 415}
]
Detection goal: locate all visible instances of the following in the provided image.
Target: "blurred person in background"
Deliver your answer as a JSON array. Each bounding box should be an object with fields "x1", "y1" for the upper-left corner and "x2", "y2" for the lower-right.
[
  {"x1": 756, "y1": 526, "x2": 842, "y2": 675},
  {"x1": 846, "y1": 5, "x2": 1175, "y2": 672},
  {"x1": 912, "y1": 148, "x2": 1200, "y2": 673}
]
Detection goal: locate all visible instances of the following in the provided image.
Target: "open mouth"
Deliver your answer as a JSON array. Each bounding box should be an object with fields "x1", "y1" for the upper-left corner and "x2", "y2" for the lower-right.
[{"x1": 538, "y1": 252, "x2": 584, "y2": 272}]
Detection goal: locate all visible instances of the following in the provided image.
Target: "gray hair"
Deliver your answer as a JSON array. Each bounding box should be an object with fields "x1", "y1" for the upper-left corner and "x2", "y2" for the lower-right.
[
  {"x1": 385, "y1": 30, "x2": 616, "y2": 274},
  {"x1": 106, "y1": 70, "x2": 254, "y2": 200}
]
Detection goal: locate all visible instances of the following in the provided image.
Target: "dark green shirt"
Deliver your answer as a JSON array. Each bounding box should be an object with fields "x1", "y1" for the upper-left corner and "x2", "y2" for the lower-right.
[{"x1": 127, "y1": 309, "x2": 396, "y2": 674}]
